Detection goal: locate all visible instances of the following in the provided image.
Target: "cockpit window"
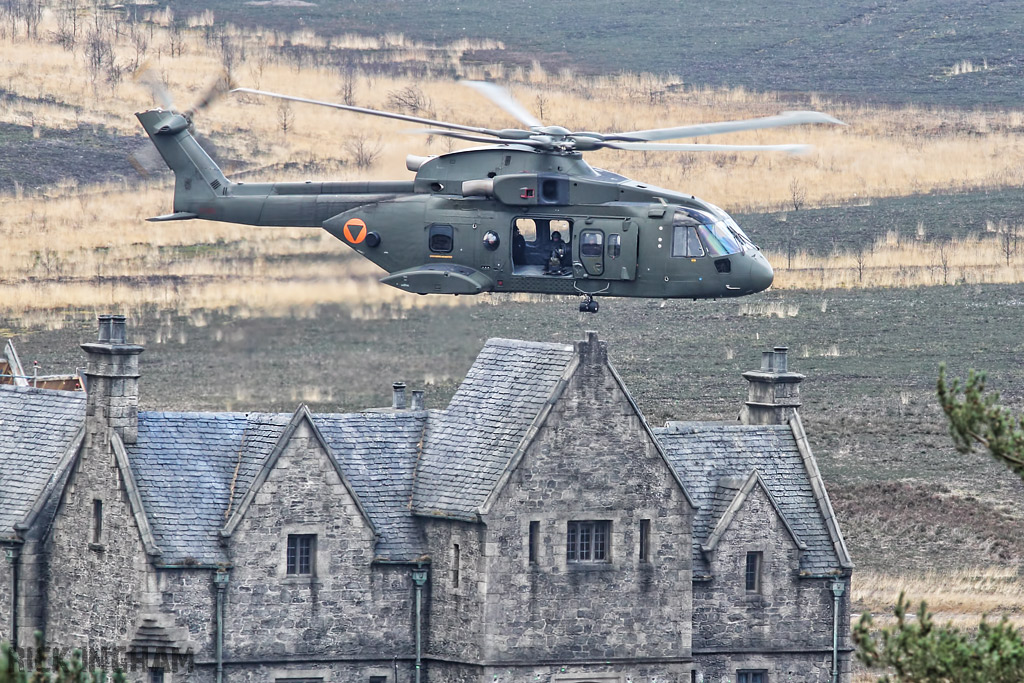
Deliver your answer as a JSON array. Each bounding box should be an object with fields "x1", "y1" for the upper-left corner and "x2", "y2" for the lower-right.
[{"x1": 672, "y1": 208, "x2": 746, "y2": 257}]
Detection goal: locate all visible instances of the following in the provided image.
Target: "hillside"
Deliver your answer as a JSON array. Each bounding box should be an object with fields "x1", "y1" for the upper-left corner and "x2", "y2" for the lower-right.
[{"x1": 163, "y1": 0, "x2": 1023, "y2": 108}]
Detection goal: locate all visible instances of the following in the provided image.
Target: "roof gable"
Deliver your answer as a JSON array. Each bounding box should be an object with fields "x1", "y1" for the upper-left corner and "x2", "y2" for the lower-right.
[
  {"x1": 315, "y1": 412, "x2": 428, "y2": 562},
  {"x1": 127, "y1": 410, "x2": 291, "y2": 565},
  {"x1": 655, "y1": 419, "x2": 851, "y2": 576},
  {"x1": 701, "y1": 469, "x2": 807, "y2": 554},
  {"x1": 412, "y1": 338, "x2": 575, "y2": 521},
  {"x1": 478, "y1": 336, "x2": 695, "y2": 517},
  {"x1": 221, "y1": 405, "x2": 377, "y2": 540}
]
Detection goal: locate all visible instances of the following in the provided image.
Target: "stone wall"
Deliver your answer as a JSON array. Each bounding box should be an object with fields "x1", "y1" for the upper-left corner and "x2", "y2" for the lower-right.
[
  {"x1": 154, "y1": 569, "x2": 217, "y2": 663},
  {"x1": 0, "y1": 548, "x2": 11, "y2": 643},
  {"x1": 475, "y1": 339, "x2": 694, "y2": 670},
  {"x1": 692, "y1": 484, "x2": 848, "y2": 681},
  {"x1": 45, "y1": 446, "x2": 151, "y2": 655},
  {"x1": 223, "y1": 419, "x2": 415, "y2": 662},
  {"x1": 421, "y1": 518, "x2": 485, "y2": 665}
]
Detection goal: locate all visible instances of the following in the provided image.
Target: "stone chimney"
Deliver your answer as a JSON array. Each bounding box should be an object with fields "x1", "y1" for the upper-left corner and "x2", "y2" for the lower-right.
[
  {"x1": 81, "y1": 314, "x2": 144, "y2": 445},
  {"x1": 739, "y1": 346, "x2": 804, "y2": 425},
  {"x1": 574, "y1": 330, "x2": 607, "y2": 365}
]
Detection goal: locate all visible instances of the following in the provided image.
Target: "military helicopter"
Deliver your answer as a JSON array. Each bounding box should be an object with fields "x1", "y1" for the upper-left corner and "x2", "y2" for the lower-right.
[{"x1": 136, "y1": 80, "x2": 843, "y2": 312}]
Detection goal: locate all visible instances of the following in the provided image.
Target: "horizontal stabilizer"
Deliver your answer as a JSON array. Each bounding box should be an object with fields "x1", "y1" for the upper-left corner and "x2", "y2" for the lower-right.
[{"x1": 146, "y1": 212, "x2": 198, "y2": 222}]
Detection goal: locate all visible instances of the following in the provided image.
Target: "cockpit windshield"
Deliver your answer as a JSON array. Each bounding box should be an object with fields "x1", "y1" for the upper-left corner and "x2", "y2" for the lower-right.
[{"x1": 672, "y1": 208, "x2": 749, "y2": 257}]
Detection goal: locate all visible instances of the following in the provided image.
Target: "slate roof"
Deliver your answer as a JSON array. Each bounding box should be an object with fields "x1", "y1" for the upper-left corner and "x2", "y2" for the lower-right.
[
  {"x1": 315, "y1": 412, "x2": 427, "y2": 561},
  {"x1": 655, "y1": 422, "x2": 843, "y2": 576},
  {"x1": 1, "y1": 336, "x2": 847, "y2": 580},
  {"x1": 412, "y1": 338, "x2": 575, "y2": 520},
  {"x1": 127, "y1": 412, "x2": 290, "y2": 565},
  {"x1": 0, "y1": 385, "x2": 85, "y2": 537},
  {"x1": 127, "y1": 410, "x2": 428, "y2": 564}
]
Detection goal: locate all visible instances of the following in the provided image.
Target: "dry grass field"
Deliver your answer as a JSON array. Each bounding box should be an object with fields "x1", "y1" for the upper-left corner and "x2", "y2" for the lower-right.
[
  {"x1": 1, "y1": 9, "x2": 1023, "y2": 322},
  {"x1": 3, "y1": 4, "x2": 1024, "y2": 661}
]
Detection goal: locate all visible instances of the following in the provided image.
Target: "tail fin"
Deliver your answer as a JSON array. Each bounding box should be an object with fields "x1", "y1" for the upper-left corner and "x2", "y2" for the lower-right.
[{"x1": 135, "y1": 109, "x2": 231, "y2": 219}]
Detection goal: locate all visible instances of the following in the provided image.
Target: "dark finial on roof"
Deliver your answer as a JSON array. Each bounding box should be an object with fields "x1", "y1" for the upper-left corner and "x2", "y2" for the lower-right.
[{"x1": 575, "y1": 330, "x2": 607, "y2": 365}]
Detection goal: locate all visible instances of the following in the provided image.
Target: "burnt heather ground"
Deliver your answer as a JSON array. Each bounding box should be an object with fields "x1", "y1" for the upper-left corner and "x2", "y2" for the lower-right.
[{"x1": 8, "y1": 282, "x2": 1024, "y2": 577}]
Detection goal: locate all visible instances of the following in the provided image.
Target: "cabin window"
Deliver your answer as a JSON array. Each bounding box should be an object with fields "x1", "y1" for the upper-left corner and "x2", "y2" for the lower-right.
[
  {"x1": 639, "y1": 519, "x2": 651, "y2": 563},
  {"x1": 567, "y1": 521, "x2": 610, "y2": 563},
  {"x1": 514, "y1": 218, "x2": 537, "y2": 243},
  {"x1": 745, "y1": 551, "x2": 762, "y2": 593},
  {"x1": 580, "y1": 231, "x2": 603, "y2": 257},
  {"x1": 608, "y1": 233, "x2": 621, "y2": 259},
  {"x1": 286, "y1": 534, "x2": 316, "y2": 576},
  {"x1": 737, "y1": 671, "x2": 767, "y2": 683},
  {"x1": 428, "y1": 224, "x2": 454, "y2": 253},
  {"x1": 529, "y1": 521, "x2": 540, "y2": 565},
  {"x1": 673, "y1": 224, "x2": 705, "y2": 257}
]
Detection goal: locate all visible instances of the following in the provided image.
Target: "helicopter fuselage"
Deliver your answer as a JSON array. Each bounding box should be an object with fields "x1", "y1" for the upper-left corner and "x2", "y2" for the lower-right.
[{"x1": 139, "y1": 110, "x2": 773, "y2": 303}]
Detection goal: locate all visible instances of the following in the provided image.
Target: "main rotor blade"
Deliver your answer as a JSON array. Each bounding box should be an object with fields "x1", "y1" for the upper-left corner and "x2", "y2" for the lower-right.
[
  {"x1": 607, "y1": 111, "x2": 846, "y2": 142},
  {"x1": 603, "y1": 142, "x2": 812, "y2": 154},
  {"x1": 413, "y1": 128, "x2": 551, "y2": 149},
  {"x1": 461, "y1": 80, "x2": 543, "y2": 129},
  {"x1": 233, "y1": 87, "x2": 512, "y2": 139}
]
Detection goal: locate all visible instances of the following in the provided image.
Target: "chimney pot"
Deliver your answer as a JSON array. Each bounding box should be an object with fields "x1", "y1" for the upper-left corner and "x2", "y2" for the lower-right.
[
  {"x1": 392, "y1": 382, "x2": 407, "y2": 410},
  {"x1": 411, "y1": 390, "x2": 425, "y2": 411},
  {"x1": 97, "y1": 314, "x2": 113, "y2": 343},
  {"x1": 774, "y1": 346, "x2": 789, "y2": 373},
  {"x1": 761, "y1": 351, "x2": 774, "y2": 372},
  {"x1": 111, "y1": 315, "x2": 127, "y2": 344}
]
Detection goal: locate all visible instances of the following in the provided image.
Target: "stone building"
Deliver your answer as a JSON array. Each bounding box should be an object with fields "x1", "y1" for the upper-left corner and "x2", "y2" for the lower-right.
[{"x1": 0, "y1": 316, "x2": 852, "y2": 683}]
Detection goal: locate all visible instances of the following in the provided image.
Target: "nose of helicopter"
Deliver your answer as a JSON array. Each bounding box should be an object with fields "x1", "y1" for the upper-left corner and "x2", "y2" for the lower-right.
[{"x1": 749, "y1": 253, "x2": 774, "y2": 292}]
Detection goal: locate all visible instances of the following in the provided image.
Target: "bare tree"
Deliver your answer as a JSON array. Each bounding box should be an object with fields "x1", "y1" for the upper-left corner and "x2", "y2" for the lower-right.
[
  {"x1": 338, "y1": 67, "x2": 356, "y2": 106},
  {"x1": 219, "y1": 34, "x2": 238, "y2": 79},
  {"x1": 52, "y1": 0, "x2": 80, "y2": 51},
  {"x1": 785, "y1": 224, "x2": 798, "y2": 270},
  {"x1": 84, "y1": 15, "x2": 114, "y2": 87},
  {"x1": 247, "y1": 45, "x2": 270, "y2": 90},
  {"x1": 277, "y1": 101, "x2": 294, "y2": 136},
  {"x1": 129, "y1": 22, "x2": 149, "y2": 70},
  {"x1": 387, "y1": 85, "x2": 429, "y2": 115},
  {"x1": 789, "y1": 178, "x2": 806, "y2": 211},
  {"x1": 535, "y1": 93, "x2": 547, "y2": 121},
  {"x1": 855, "y1": 246, "x2": 867, "y2": 284},
  {"x1": 1000, "y1": 221, "x2": 1019, "y2": 266},
  {"x1": 167, "y1": 20, "x2": 184, "y2": 59},
  {"x1": 937, "y1": 240, "x2": 950, "y2": 285},
  {"x1": 346, "y1": 136, "x2": 383, "y2": 169}
]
